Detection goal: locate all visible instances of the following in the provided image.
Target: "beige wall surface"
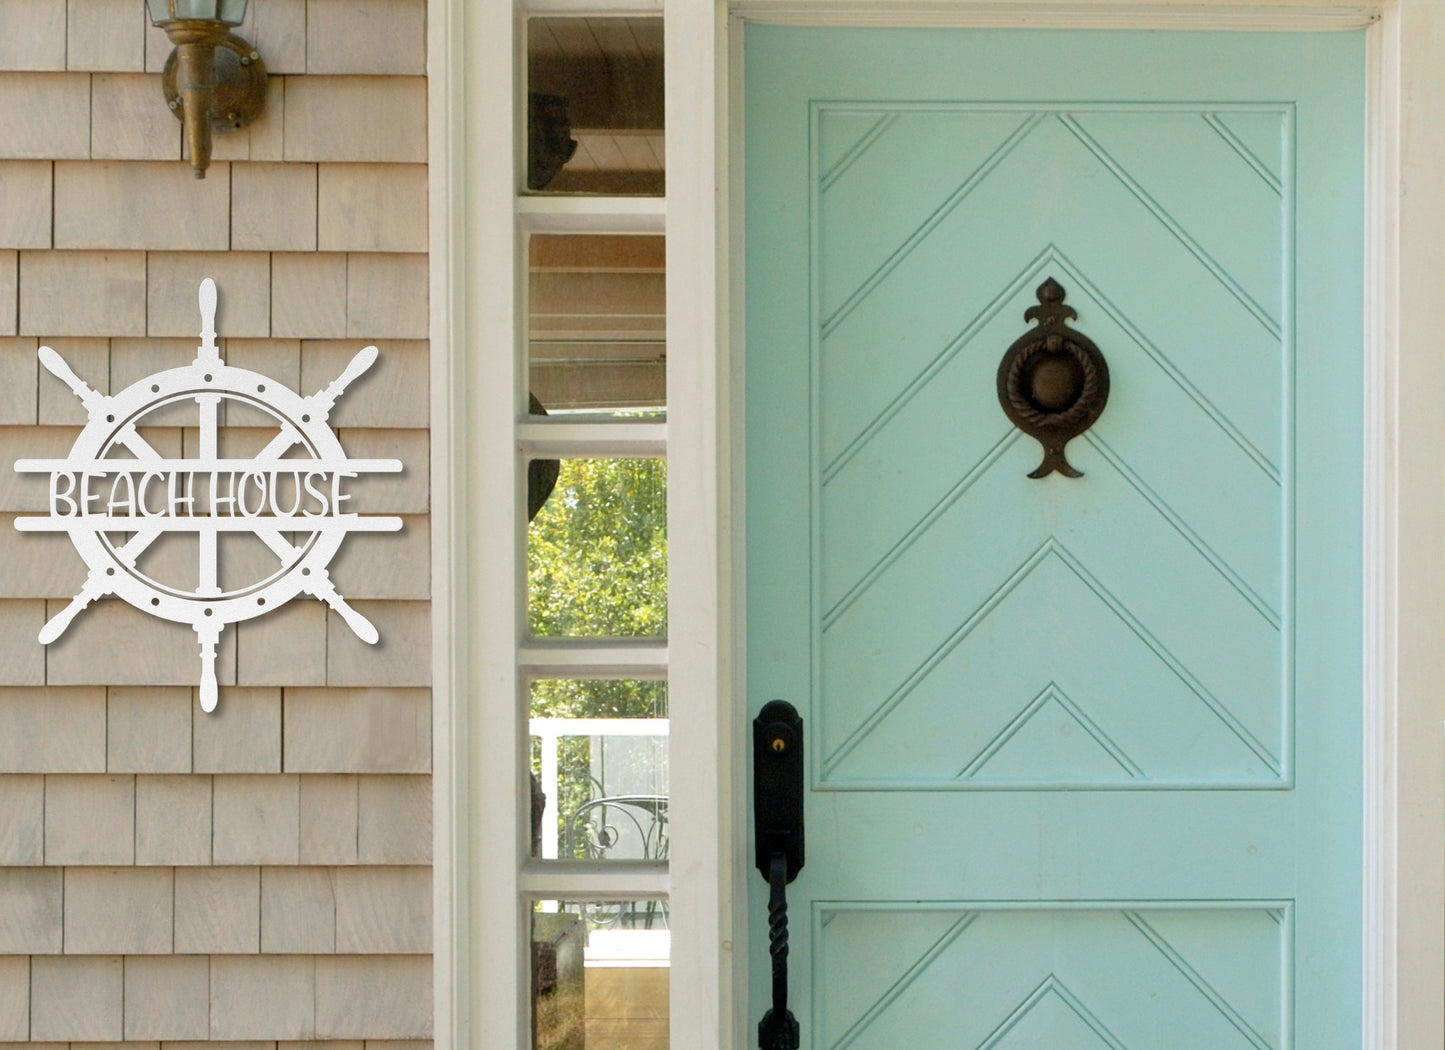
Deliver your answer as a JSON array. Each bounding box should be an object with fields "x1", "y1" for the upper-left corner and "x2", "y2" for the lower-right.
[{"x1": 0, "y1": 0, "x2": 433, "y2": 1045}]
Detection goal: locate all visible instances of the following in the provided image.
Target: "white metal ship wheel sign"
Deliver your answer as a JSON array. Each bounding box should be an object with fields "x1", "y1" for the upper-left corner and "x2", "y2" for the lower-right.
[{"x1": 13, "y1": 278, "x2": 403, "y2": 713}]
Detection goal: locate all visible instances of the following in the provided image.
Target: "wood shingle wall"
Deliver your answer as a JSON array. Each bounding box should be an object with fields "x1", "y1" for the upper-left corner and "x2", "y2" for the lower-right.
[{"x1": 0, "y1": 0, "x2": 433, "y2": 1044}]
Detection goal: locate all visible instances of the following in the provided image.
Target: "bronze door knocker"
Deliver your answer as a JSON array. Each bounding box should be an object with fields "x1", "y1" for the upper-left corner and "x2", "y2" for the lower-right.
[{"x1": 996, "y1": 277, "x2": 1110, "y2": 478}]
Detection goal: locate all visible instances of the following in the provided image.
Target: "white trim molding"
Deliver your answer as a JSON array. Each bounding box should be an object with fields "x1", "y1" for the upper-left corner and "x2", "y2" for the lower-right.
[
  {"x1": 665, "y1": 3, "x2": 738, "y2": 1049},
  {"x1": 431, "y1": 0, "x2": 526, "y2": 1049},
  {"x1": 1369, "y1": 4, "x2": 1445, "y2": 1048},
  {"x1": 730, "y1": 0, "x2": 1378, "y2": 28}
]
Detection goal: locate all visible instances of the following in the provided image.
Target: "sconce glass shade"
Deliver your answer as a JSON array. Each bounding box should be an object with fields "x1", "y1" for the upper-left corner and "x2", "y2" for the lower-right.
[{"x1": 146, "y1": 0, "x2": 247, "y2": 26}]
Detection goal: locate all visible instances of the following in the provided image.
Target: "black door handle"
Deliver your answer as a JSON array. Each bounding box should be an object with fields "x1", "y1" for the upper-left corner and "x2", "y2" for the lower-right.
[{"x1": 754, "y1": 699, "x2": 804, "y2": 1050}]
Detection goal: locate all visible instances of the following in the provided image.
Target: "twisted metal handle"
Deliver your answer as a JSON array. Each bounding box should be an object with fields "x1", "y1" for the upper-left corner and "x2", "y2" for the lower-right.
[{"x1": 759, "y1": 851, "x2": 800, "y2": 1050}]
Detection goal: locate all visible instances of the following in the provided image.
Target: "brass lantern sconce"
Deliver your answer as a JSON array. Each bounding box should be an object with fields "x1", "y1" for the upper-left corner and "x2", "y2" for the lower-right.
[{"x1": 145, "y1": 0, "x2": 267, "y2": 178}]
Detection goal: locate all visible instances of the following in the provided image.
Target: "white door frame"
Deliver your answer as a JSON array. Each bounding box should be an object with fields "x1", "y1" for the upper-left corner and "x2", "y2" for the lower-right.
[{"x1": 429, "y1": 3, "x2": 1445, "y2": 1049}]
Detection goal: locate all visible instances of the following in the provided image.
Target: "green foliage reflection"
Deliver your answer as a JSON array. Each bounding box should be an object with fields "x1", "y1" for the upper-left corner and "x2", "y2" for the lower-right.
[
  {"x1": 528, "y1": 457, "x2": 667, "y2": 638},
  {"x1": 528, "y1": 457, "x2": 669, "y2": 858}
]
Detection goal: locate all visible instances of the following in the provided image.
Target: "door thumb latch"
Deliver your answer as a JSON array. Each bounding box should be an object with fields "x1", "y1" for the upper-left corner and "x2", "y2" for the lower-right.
[{"x1": 754, "y1": 699, "x2": 804, "y2": 1050}]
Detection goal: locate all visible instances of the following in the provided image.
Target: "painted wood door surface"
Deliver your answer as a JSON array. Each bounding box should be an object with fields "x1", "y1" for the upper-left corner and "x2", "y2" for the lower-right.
[{"x1": 745, "y1": 27, "x2": 1364, "y2": 1050}]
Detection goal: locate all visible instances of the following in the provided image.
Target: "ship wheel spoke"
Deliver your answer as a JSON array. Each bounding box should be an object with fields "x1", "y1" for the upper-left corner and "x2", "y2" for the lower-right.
[
  {"x1": 115, "y1": 427, "x2": 165, "y2": 462},
  {"x1": 196, "y1": 389, "x2": 222, "y2": 596},
  {"x1": 116, "y1": 527, "x2": 163, "y2": 567},
  {"x1": 255, "y1": 424, "x2": 304, "y2": 462},
  {"x1": 197, "y1": 525, "x2": 222, "y2": 598},
  {"x1": 255, "y1": 526, "x2": 301, "y2": 566}
]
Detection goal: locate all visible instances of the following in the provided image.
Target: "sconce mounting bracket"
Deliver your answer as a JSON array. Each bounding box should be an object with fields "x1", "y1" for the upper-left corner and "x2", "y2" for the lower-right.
[{"x1": 163, "y1": 32, "x2": 267, "y2": 134}]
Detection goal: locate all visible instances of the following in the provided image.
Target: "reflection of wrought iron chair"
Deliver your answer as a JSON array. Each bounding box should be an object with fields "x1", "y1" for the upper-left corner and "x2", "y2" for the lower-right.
[{"x1": 565, "y1": 794, "x2": 669, "y2": 928}]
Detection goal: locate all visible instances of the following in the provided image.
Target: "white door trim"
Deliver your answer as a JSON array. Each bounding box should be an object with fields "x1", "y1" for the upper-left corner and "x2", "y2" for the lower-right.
[
  {"x1": 730, "y1": 1, "x2": 1377, "y2": 28},
  {"x1": 430, "y1": 1, "x2": 525, "y2": 1049},
  {"x1": 1362, "y1": 6, "x2": 1445, "y2": 1047},
  {"x1": 431, "y1": 2, "x2": 1445, "y2": 1048}
]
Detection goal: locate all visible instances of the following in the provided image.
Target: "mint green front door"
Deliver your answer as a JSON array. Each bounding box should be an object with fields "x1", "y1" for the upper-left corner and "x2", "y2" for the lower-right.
[{"x1": 745, "y1": 26, "x2": 1363, "y2": 1049}]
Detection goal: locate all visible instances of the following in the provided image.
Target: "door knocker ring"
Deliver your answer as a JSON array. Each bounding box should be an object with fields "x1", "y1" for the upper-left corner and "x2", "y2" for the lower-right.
[{"x1": 996, "y1": 277, "x2": 1110, "y2": 478}]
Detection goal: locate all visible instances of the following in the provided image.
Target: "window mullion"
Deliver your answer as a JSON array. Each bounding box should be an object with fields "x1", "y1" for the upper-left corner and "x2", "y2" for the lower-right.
[
  {"x1": 520, "y1": 639, "x2": 669, "y2": 677},
  {"x1": 519, "y1": 196, "x2": 666, "y2": 233},
  {"x1": 520, "y1": 863, "x2": 671, "y2": 898},
  {"x1": 518, "y1": 420, "x2": 668, "y2": 457}
]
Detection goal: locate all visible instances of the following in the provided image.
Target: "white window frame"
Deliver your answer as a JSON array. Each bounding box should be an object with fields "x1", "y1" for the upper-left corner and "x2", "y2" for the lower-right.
[{"x1": 431, "y1": 3, "x2": 1445, "y2": 1049}]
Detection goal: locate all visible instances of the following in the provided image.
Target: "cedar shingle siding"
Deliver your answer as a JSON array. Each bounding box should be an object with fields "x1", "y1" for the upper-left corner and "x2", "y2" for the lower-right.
[{"x1": 0, "y1": 0, "x2": 433, "y2": 1043}]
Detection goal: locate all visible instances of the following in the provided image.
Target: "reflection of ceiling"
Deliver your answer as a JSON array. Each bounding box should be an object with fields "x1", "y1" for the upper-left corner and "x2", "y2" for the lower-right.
[
  {"x1": 529, "y1": 236, "x2": 666, "y2": 411},
  {"x1": 530, "y1": 17, "x2": 663, "y2": 65},
  {"x1": 569, "y1": 131, "x2": 665, "y2": 174},
  {"x1": 529, "y1": 17, "x2": 664, "y2": 194}
]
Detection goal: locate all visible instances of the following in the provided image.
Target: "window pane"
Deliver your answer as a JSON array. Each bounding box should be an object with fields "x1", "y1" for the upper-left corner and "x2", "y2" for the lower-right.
[
  {"x1": 527, "y1": 458, "x2": 667, "y2": 638},
  {"x1": 529, "y1": 235, "x2": 665, "y2": 415},
  {"x1": 533, "y1": 901, "x2": 669, "y2": 1050},
  {"x1": 530, "y1": 680, "x2": 667, "y2": 862},
  {"x1": 527, "y1": 17, "x2": 664, "y2": 196}
]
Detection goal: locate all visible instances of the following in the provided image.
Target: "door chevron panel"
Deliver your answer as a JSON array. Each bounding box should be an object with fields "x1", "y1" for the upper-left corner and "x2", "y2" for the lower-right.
[
  {"x1": 1057, "y1": 262, "x2": 1282, "y2": 483},
  {"x1": 975, "y1": 974, "x2": 1131, "y2": 1050},
  {"x1": 820, "y1": 536, "x2": 1282, "y2": 786},
  {"x1": 817, "y1": 256, "x2": 1286, "y2": 636},
  {"x1": 1203, "y1": 113, "x2": 1284, "y2": 195},
  {"x1": 823, "y1": 910, "x2": 981, "y2": 1050},
  {"x1": 819, "y1": 241, "x2": 1049, "y2": 485},
  {"x1": 820, "y1": 349, "x2": 1283, "y2": 634},
  {"x1": 820, "y1": 436, "x2": 1286, "y2": 769},
  {"x1": 820, "y1": 111, "x2": 900, "y2": 192},
  {"x1": 821, "y1": 427, "x2": 1022, "y2": 630},
  {"x1": 958, "y1": 681, "x2": 1146, "y2": 783},
  {"x1": 819, "y1": 110, "x2": 1048, "y2": 336},
  {"x1": 819, "y1": 245, "x2": 1281, "y2": 487},
  {"x1": 1057, "y1": 112, "x2": 1284, "y2": 337},
  {"x1": 817, "y1": 106, "x2": 1287, "y2": 339},
  {"x1": 1122, "y1": 912, "x2": 1277, "y2": 1050},
  {"x1": 1081, "y1": 432, "x2": 1280, "y2": 628},
  {"x1": 816, "y1": 112, "x2": 1289, "y2": 467},
  {"x1": 816, "y1": 905, "x2": 1288, "y2": 1050}
]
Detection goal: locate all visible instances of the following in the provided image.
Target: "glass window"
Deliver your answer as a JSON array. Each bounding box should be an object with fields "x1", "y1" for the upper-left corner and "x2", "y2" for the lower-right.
[
  {"x1": 532, "y1": 900, "x2": 669, "y2": 1050},
  {"x1": 527, "y1": 458, "x2": 667, "y2": 638},
  {"x1": 527, "y1": 17, "x2": 664, "y2": 196},
  {"x1": 530, "y1": 680, "x2": 667, "y2": 862},
  {"x1": 529, "y1": 235, "x2": 665, "y2": 416}
]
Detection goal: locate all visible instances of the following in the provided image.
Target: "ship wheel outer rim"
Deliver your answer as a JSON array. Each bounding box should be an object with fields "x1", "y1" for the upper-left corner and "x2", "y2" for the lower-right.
[{"x1": 59, "y1": 361, "x2": 354, "y2": 628}]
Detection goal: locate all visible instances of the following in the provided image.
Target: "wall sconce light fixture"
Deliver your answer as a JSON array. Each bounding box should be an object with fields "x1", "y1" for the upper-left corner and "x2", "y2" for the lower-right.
[{"x1": 146, "y1": 0, "x2": 267, "y2": 179}]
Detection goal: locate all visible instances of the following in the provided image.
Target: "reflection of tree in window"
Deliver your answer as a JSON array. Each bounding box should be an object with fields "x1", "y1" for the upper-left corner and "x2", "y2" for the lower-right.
[
  {"x1": 528, "y1": 457, "x2": 666, "y2": 638},
  {"x1": 528, "y1": 457, "x2": 668, "y2": 858}
]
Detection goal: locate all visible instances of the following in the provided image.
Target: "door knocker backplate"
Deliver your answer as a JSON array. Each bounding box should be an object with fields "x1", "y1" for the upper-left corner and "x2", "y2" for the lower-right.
[{"x1": 996, "y1": 277, "x2": 1109, "y2": 478}]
